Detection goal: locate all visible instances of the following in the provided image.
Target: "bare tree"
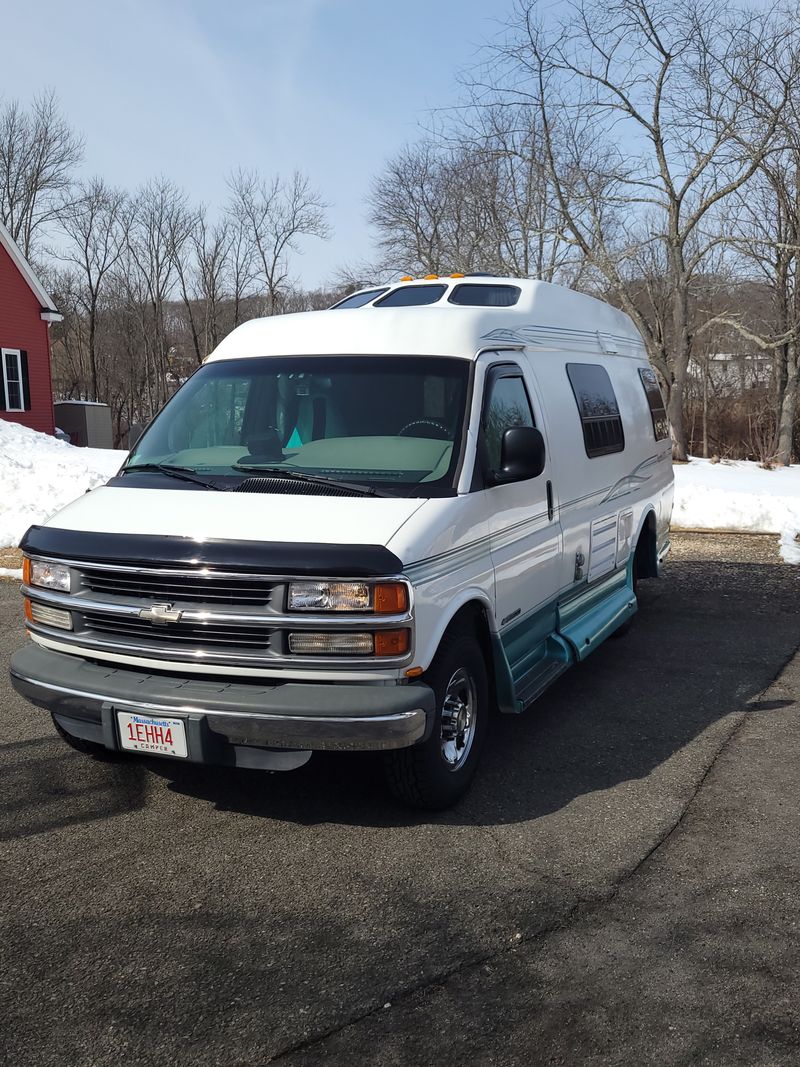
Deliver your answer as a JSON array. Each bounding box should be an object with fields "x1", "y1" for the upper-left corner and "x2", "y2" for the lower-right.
[
  {"x1": 171, "y1": 206, "x2": 235, "y2": 365},
  {"x1": 123, "y1": 178, "x2": 193, "y2": 416},
  {"x1": 0, "y1": 90, "x2": 83, "y2": 257},
  {"x1": 58, "y1": 178, "x2": 127, "y2": 401},
  {"x1": 227, "y1": 169, "x2": 330, "y2": 315},
  {"x1": 491, "y1": 0, "x2": 796, "y2": 458},
  {"x1": 369, "y1": 141, "x2": 467, "y2": 274},
  {"x1": 455, "y1": 104, "x2": 581, "y2": 282},
  {"x1": 711, "y1": 88, "x2": 800, "y2": 465}
]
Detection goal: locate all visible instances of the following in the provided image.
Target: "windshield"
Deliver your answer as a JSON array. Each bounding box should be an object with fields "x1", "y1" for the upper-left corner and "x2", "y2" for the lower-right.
[{"x1": 127, "y1": 355, "x2": 471, "y2": 496}]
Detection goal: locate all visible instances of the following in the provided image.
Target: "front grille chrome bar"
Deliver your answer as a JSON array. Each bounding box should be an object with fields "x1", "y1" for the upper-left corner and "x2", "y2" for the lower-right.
[
  {"x1": 22, "y1": 584, "x2": 412, "y2": 630},
  {"x1": 28, "y1": 626, "x2": 413, "y2": 668}
]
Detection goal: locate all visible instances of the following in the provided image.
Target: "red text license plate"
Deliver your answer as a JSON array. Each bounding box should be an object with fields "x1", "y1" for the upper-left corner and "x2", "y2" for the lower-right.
[{"x1": 117, "y1": 711, "x2": 188, "y2": 758}]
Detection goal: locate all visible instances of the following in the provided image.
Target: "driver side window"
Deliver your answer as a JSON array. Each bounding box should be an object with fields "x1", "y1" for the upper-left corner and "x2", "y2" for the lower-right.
[{"x1": 482, "y1": 372, "x2": 535, "y2": 471}]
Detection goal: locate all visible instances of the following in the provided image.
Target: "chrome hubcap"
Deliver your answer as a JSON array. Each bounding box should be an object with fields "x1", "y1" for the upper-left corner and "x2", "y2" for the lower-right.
[{"x1": 439, "y1": 667, "x2": 477, "y2": 770}]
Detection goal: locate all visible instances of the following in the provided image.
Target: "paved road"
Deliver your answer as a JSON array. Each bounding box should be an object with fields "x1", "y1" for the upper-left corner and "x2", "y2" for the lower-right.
[{"x1": 1, "y1": 534, "x2": 798, "y2": 1066}]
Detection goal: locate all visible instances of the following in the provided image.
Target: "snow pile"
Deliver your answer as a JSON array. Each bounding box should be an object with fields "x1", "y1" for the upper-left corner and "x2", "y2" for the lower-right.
[
  {"x1": 0, "y1": 420, "x2": 127, "y2": 548},
  {"x1": 673, "y1": 458, "x2": 800, "y2": 564}
]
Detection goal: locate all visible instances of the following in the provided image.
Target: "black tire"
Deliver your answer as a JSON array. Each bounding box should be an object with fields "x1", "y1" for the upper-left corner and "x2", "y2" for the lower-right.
[
  {"x1": 384, "y1": 626, "x2": 488, "y2": 810},
  {"x1": 51, "y1": 714, "x2": 123, "y2": 761}
]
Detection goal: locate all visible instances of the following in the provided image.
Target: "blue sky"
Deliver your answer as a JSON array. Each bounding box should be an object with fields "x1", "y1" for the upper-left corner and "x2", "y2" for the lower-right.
[{"x1": 4, "y1": 0, "x2": 509, "y2": 287}]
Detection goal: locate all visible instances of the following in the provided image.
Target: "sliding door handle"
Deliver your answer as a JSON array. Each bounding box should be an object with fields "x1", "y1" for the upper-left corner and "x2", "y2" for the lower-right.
[{"x1": 546, "y1": 480, "x2": 554, "y2": 521}]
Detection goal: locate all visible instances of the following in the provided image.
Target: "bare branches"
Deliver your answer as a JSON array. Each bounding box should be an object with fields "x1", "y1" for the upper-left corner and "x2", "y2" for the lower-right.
[
  {"x1": 0, "y1": 90, "x2": 83, "y2": 257},
  {"x1": 57, "y1": 178, "x2": 127, "y2": 400},
  {"x1": 227, "y1": 169, "x2": 330, "y2": 315},
  {"x1": 477, "y1": 0, "x2": 800, "y2": 457},
  {"x1": 368, "y1": 106, "x2": 580, "y2": 282}
]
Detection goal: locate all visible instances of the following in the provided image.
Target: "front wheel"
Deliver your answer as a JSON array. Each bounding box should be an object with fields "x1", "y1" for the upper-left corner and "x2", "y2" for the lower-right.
[{"x1": 384, "y1": 627, "x2": 488, "y2": 809}]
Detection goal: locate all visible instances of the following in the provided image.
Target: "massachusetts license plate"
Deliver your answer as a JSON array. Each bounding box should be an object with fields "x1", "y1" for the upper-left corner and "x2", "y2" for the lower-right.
[{"x1": 117, "y1": 711, "x2": 188, "y2": 758}]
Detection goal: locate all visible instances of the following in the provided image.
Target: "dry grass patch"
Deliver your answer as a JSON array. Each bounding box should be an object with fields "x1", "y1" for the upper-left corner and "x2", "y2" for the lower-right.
[{"x1": 0, "y1": 547, "x2": 23, "y2": 574}]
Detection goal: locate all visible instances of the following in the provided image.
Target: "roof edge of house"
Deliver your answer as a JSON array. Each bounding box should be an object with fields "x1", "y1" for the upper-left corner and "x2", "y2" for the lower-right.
[{"x1": 0, "y1": 218, "x2": 59, "y2": 314}]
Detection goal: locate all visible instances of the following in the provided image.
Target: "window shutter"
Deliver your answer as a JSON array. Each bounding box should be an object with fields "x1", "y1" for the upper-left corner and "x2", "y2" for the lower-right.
[
  {"x1": 20, "y1": 351, "x2": 31, "y2": 411},
  {"x1": 0, "y1": 353, "x2": 6, "y2": 411}
]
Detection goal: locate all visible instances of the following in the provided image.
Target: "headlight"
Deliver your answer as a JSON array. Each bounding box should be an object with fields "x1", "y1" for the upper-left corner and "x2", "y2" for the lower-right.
[
  {"x1": 288, "y1": 580, "x2": 408, "y2": 613},
  {"x1": 27, "y1": 559, "x2": 71, "y2": 593}
]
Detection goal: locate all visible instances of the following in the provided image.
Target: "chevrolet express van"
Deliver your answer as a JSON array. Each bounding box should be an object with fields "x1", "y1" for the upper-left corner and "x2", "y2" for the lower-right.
[{"x1": 10, "y1": 277, "x2": 673, "y2": 808}]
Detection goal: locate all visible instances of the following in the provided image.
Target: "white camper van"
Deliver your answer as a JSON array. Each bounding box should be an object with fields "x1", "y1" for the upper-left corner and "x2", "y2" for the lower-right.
[{"x1": 10, "y1": 277, "x2": 673, "y2": 808}]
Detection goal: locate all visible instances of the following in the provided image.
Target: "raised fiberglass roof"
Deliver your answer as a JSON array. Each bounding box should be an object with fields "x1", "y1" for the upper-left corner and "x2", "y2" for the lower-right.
[{"x1": 207, "y1": 277, "x2": 646, "y2": 363}]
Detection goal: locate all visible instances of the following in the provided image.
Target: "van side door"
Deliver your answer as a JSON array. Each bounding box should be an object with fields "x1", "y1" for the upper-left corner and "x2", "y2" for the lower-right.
[{"x1": 476, "y1": 357, "x2": 563, "y2": 699}]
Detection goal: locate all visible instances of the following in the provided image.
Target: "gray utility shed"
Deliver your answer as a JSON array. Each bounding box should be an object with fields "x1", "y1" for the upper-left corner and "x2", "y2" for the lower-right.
[{"x1": 53, "y1": 401, "x2": 113, "y2": 448}]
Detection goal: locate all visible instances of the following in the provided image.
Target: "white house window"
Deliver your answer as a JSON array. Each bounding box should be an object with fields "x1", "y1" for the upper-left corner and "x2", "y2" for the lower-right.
[{"x1": 2, "y1": 349, "x2": 24, "y2": 411}]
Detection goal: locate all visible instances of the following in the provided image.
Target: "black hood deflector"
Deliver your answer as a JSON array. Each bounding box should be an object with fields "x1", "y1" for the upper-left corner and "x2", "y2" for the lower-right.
[{"x1": 20, "y1": 526, "x2": 404, "y2": 577}]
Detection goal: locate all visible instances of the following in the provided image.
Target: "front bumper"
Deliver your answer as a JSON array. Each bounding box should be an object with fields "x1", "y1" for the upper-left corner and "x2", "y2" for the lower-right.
[{"x1": 10, "y1": 644, "x2": 434, "y2": 768}]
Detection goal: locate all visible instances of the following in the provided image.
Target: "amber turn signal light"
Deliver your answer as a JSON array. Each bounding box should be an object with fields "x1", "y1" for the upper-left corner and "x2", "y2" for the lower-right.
[
  {"x1": 23, "y1": 597, "x2": 33, "y2": 623},
  {"x1": 22, "y1": 557, "x2": 31, "y2": 585},
  {"x1": 375, "y1": 629, "x2": 410, "y2": 657},
  {"x1": 373, "y1": 583, "x2": 409, "y2": 614}
]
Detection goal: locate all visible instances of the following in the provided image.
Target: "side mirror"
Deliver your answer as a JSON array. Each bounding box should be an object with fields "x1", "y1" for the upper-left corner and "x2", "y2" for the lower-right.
[{"x1": 493, "y1": 426, "x2": 546, "y2": 484}]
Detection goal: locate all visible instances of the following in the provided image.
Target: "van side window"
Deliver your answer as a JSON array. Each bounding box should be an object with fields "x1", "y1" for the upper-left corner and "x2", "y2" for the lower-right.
[
  {"x1": 566, "y1": 363, "x2": 625, "y2": 458},
  {"x1": 482, "y1": 373, "x2": 535, "y2": 471},
  {"x1": 638, "y1": 367, "x2": 670, "y2": 441}
]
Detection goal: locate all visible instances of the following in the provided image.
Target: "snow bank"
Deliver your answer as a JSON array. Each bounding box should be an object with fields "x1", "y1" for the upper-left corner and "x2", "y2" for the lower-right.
[
  {"x1": 673, "y1": 458, "x2": 800, "y2": 564},
  {"x1": 0, "y1": 420, "x2": 127, "y2": 548}
]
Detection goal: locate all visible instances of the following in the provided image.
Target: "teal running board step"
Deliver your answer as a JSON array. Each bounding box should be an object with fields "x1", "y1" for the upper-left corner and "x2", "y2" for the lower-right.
[
  {"x1": 514, "y1": 634, "x2": 573, "y2": 710},
  {"x1": 558, "y1": 576, "x2": 637, "y2": 662}
]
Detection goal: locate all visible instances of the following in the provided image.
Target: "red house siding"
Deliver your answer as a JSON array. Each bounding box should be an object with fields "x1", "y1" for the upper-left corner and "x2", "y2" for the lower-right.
[{"x1": 0, "y1": 241, "x2": 55, "y2": 436}]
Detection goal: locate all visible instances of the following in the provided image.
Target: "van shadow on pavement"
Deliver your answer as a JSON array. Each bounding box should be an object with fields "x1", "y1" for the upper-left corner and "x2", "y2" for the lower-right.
[
  {"x1": 148, "y1": 551, "x2": 800, "y2": 831},
  {"x1": 0, "y1": 735, "x2": 148, "y2": 841}
]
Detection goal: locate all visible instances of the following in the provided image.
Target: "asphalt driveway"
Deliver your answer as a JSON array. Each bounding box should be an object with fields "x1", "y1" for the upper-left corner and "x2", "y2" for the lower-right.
[{"x1": 1, "y1": 533, "x2": 798, "y2": 1065}]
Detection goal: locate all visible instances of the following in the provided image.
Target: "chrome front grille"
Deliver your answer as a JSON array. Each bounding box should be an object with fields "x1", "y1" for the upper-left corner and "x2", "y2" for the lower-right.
[
  {"x1": 82, "y1": 612, "x2": 276, "y2": 651},
  {"x1": 80, "y1": 568, "x2": 273, "y2": 605},
  {"x1": 24, "y1": 556, "x2": 413, "y2": 669}
]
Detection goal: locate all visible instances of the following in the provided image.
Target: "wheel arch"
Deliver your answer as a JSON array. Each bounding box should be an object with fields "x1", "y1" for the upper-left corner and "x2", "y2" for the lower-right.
[
  {"x1": 634, "y1": 507, "x2": 659, "y2": 578},
  {"x1": 423, "y1": 593, "x2": 517, "y2": 716}
]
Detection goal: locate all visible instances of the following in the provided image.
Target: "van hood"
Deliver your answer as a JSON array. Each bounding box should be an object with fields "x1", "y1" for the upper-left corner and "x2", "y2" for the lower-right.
[{"x1": 32, "y1": 484, "x2": 427, "y2": 561}]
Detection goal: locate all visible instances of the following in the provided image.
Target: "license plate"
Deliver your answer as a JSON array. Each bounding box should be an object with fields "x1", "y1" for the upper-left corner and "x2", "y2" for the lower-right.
[{"x1": 117, "y1": 711, "x2": 188, "y2": 758}]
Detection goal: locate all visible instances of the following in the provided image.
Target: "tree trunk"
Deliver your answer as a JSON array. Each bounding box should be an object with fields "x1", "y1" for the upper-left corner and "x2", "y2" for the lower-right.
[
  {"x1": 702, "y1": 358, "x2": 709, "y2": 459},
  {"x1": 668, "y1": 253, "x2": 690, "y2": 462},
  {"x1": 88, "y1": 301, "x2": 98, "y2": 403},
  {"x1": 776, "y1": 341, "x2": 798, "y2": 465}
]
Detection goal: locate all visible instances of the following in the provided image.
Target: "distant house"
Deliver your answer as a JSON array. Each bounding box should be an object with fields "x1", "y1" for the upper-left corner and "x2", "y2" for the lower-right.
[
  {"x1": 689, "y1": 351, "x2": 773, "y2": 396},
  {"x1": 0, "y1": 219, "x2": 62, "y2": 435}
]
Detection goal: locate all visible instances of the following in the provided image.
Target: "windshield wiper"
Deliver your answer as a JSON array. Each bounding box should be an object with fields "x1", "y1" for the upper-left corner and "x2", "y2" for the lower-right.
[
  {"x1": 231, "y1": 464, "x2": 388, "y2": 497},
  {"x1": 121, "y1": 463, "x2": 226, "y2": 492}
]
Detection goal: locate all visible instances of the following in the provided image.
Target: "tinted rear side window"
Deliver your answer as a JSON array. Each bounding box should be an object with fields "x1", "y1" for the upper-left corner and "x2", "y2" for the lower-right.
[
  {"x1": 376, "y1": 285, "x2": 447, "y2": 307},
  {"x1": 449, "y1": 284, "x2": 521, "y2": 307},
  {"x1": 566, "y1": 363, "x2": 625, "y2": 458},
  {"x1": 638, "y1": 367, "x2": 669, "y2": 441},
  {"x1": 331, "y1": 288, "x2": 389, "y2": 309}
]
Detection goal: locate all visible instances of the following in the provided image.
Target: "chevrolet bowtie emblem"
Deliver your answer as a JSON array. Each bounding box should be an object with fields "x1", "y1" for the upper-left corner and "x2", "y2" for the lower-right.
[{"x1": 139, "y1": 603, "x2": 183, "y2": 625}]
